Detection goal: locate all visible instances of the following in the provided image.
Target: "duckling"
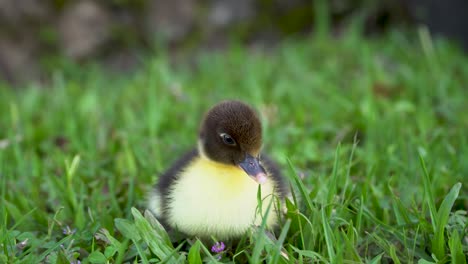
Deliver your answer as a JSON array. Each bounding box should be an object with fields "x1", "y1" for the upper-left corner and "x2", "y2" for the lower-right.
[{"x1": 148, "y1": 100, "x2": 287, "y2": 240}]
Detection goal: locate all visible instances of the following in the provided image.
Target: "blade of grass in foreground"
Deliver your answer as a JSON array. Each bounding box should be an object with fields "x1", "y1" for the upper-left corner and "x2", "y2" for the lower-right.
[
  {"x1": 188, "y1": 240, "x2": 202, "y2": 264},
  {"x1": 250, "y1": 193, "x2": 274, "y2": 264},
  {"x1": 321, "y1": 207, "x2": 336, "y2": 262},
  {"x1": 131, "y1": 208, "x2": 175, "y2": 261},
  {"x1": 291, "y1": 246, "x2": 328, "y2": 263},
  {"x1": 327, "y1": 143, "x2": 340, "y2": 217},
  {"x1": 420, "y1": 154, "x2": 437, "y2": 232},
  {"x1": 285, "y1": 158, "x2": 316, "y2": 250},
  {"x1": 198, "y1": 240, "x2": 220, "y2": 263},
  {"x1": 286, "y1": 159, "x2": 313, "y2": 212},
  {"x1": 37, "y1": 236, "x2": 73, "y2": 262},
  {"x1": 448, "y1": 230, "x2": 466, "y2": 264},
  {"x1": 432, "y1": 182, "x2": 461, "y2": 261},
  {"x1": 368, "y1": 253, "x2": 384, "y2": 264},
  {"x1": 268, "y1": 219, "x2": 291, "y2": 264}
]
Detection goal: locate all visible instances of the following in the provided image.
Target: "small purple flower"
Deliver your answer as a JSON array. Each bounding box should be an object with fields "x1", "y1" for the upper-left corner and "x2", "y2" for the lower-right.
[
  {"x1": 211, "y1": 241, "x2": 225, "y2": 253},
  {"x1": 62, "y1": 226, "x2": 76, "y2": 235}
]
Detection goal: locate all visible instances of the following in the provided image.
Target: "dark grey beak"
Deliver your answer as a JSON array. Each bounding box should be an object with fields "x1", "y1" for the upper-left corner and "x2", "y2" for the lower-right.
[{"x1": 238, "y1": 154, "x2": 267, "y2": 184}]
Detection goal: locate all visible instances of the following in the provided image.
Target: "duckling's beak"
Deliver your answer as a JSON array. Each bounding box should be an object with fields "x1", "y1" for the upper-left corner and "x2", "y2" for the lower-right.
[{"x1": 238, "y1": 154, "x2": 267, "y2": 184}]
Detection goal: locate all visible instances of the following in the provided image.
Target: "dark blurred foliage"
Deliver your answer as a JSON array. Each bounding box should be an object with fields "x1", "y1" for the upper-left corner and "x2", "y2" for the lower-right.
[{"x1": 0, "y1": 0, "x2": 465, "y2": 85}]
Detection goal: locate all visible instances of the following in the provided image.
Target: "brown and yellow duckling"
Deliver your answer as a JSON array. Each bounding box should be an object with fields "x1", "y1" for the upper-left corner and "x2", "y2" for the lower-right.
[{"x1": 148, "y1": 100, "x2": 287, "y2": 240}]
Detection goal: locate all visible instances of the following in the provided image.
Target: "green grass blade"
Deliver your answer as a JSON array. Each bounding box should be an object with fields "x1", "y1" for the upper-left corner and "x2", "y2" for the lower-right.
[
  {"x1": 419, "y1": 154, "x2": 437, "y2": 232},
  {"x1": 269, "y1": 219, "x2": 291, "y2": 264},
  {"x1": 286, "y1": 159, "x2": 313, "y2": 212},
  {"x1": 389, "y1": 245, "x2": 401, "y2": 264},
  {"x1": 131, "y1": 208, "x2": 175, "y2": 261},
  {"x1": 432, "y1": 182, "x2": 461, "y2": 260},
  {"x1": 188, "y1": 240, "x2": 202, "y2": 264},
  {"x1": 250, "y1": 195, "x2": 274, "y2": 263},
  {"x1": 198, "y1": 240, "x2": 220, "y2": 263},
  {"x1": 321, "y1": 207, "x2": 336, "y2": 262},
  {"x1": 368, "y1": 253, "x2": 384, "y2": 264},
  {"x1": 448, "y1": 229, "x2": 466, "y2": 264},
  {"x1": 327, "y1": 144, "x2": 340, "y2": 217},
  {"x1": 290, "y1": 246, "x2": 328, "y2": 263}
]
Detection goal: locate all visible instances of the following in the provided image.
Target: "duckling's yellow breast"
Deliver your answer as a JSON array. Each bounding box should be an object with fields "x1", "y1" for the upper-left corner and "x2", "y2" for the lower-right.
[{"x1": 167, "y1": 157, "x2": 278, "y2": 239}]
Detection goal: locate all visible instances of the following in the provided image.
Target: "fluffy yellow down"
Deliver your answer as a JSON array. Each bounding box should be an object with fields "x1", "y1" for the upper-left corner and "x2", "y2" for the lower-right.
[{"x1": 165, "y1": 156, "x2": 279, "y2": 240}]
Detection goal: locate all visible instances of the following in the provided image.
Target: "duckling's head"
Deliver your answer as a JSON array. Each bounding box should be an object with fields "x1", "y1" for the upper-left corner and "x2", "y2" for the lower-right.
[{"x1": 199, "y1": 100, "x2": 267, "y2": 184}]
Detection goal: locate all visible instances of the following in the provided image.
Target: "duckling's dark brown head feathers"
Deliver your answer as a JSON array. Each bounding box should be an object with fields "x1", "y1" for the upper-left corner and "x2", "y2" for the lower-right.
[{"x1": 199, "y1": 100, "x2": 262, "y2": 165}]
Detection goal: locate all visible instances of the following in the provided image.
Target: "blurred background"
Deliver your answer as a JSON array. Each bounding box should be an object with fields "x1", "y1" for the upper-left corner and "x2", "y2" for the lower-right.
[{"x1": 0, "y1": 0, "x2": 467, "y2": 86}]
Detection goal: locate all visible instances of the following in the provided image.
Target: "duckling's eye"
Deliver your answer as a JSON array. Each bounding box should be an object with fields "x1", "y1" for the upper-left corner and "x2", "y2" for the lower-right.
[{"x1": 220, "y1": 133, "x2": 236, "y2": 146}]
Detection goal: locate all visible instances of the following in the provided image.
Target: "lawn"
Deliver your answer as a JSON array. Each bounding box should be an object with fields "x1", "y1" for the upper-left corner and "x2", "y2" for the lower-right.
[{"x1": 0, "y1": 28, "x2": 467, "y2": 263}]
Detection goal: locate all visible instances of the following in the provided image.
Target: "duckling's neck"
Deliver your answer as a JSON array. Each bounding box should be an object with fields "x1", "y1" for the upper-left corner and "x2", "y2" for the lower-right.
[
  {"x1": 194, "y1": 155, "x2": 248, "y2": 187},
  {"x1": 198, "y1": 154, "x2": 237, "y2": 170}
]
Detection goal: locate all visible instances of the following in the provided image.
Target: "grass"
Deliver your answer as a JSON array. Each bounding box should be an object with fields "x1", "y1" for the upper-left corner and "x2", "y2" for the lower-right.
[{"x1": 1, "y1": 27, "x2": 468, "y2": 263}]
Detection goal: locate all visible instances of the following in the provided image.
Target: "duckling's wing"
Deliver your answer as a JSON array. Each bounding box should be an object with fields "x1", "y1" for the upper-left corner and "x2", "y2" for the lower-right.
[
  {"x1": 148, "y1": 148, "x2": 198, "y2": 219},
  {"x1": 260, "y1": 154, "x2": 289, "y2": 197}
]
